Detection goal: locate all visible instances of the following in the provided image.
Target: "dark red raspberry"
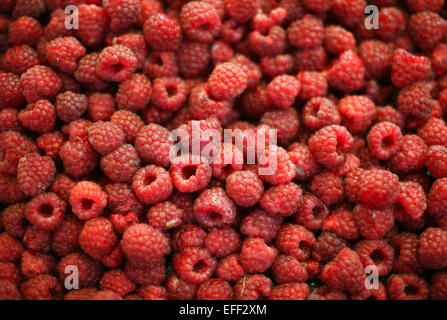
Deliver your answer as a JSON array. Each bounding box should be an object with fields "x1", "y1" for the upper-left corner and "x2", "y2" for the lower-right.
[
  {"x1": 0, "y1": 173, "x2": 26, "y2": 204},
  {"x1": 8, "y1": 16, "x2": 42, "y2": 46},
  {"x1": 358, "y1": 40, "x2": 393, "y2": 79},
  {"x1": 20, "y1": 275, "x2": 63, "y2": 300},
  {"x1": 330, "y1": 0, "x2": 365, "y2": 27},
  {"x1": 166, "y1": 273, "x2": 197, "y2": 300},
  {"x1": 137, "y1": 285, "x2": 167, "y2": 300},
  {"x1": 392, "y1": 232, "x2": 424, "y2": 274},
  {"x1": 0, "y1": 262, "x2": 20, "y2": 284},
  {"x1": 324, "y1": 25, "x2": 355, "y2": 56},
  {"x1": 96, "y1": 45, "x2": 137, "y2": 82},
  {"x1": 151, "y1": 77, "x2": 187, "y2": 112},
  {"x1": 56, "y1": 252, "x2": 102, "y2": 288},
  {"x1": 0, "y1": 233, "x2": 24, "y2": 263},
  {"x1": 17, "y1": 153, "x2": 55, "y2": 197},
  {"x1": 196, "y1": 279, "x2": 233, "y2": 300},
  {"x1": 377, "y1": 7, "x2": 406, "y2": 42},
  {"x1": 43, "y1": 9, "x2": 73, "y2": 40},
  {"x1": 104, "y1": 183, "x2": 143, "y2": 217},
  {"x1": 353, "y1": 204, "x2": 394, "y2": 240},
  {"x1": 0, "y1": 108, "x2": 23, "y2": 133},
  {"x1": 76, "y1": 4, "x2": 108, "y2": 47},
  {"x1": 248, "y1": 25, "x2": 287, "y2": 57},
  {"x1": 171, "y1": 223, "x2": 206, "y2": 252},
  {"x1": 322, "y1": 209, "x2": 360, "y2": 241},
  {"x1": 294, "y1": 46, "x2": 328, "y2": 73},
  {"x1": 225, "y1": 0, "x2": 258, "y2": 23},
  {"x1": 430, "y1": 272, "x2": 447, "y2": 300},
  {"x1": 59, "y1": 137, "x2": 98, "y2": 179},
  {"x1": 418, "y1": 227, "x2": 447, "y2": 269},
  {"x1": 354, "y1": 239, "x2": 394, "y2": 276},
  {"x1": 45, "y1": 36, "x2": 86, "y2": 74},
  {"x1": 1, "y1": 203, "x2": 26, "y2": 239},
  {"x1": 275, "y1": 224, "x2": 315, "y2": 261},
  {"x1": 101, "y1": 144, "x2": 141, "y2": 183},
  {"x1": 116, "y1": 74, "x2": 152, "y2": 112},
  {"x1": 79, "y1": 217, "x2": 117, "y2": 259},
  {"x1": 110, "y1": 109, "x2": 144, "y2": 144},
  {"x1": 22, "y1": 224, "x2": 51, "y2": 252},
  {"x1": 55, "y1": 91, "x2": 88, "y2": 123},
  {"x1": 193, "y1": 187, "x2": 236, "y2": 228},
  {"x1": 138, "y1": 0, "x2": 163, "y2": 26},
  {"x1": 173, "y1": 247, "x2": 217, "y2": 285},
  {"x1": 260, "y1": 182, "x2": 302, "y2": 217},
  {"x1": 211, "y1": 40, "x2": 234, "y2": 64},
  {"x1": 388, "y1": 134, "x2": 427, "y2": 173},
  {"x1": 358, "y1": 169, "x2": 399, "y2": 208},
  {"x1": 387, "y1": 273, "x2": 429, "y2": 300},
  {"x1": 398, "y1": 81, "x2": 434, "y2": 128},
  {"x1": 408, "y1": 12, "x2": 447, "y2": 51},
  {"x1": 308, "y1": 286, "x2": 347, "y2": 300},
  {"x1": 272, "y1": 254, "x2": 307, "y2": 284},
  {"x1": 240, "y1": 83, "x2": 272, "y2": 118},
  {"x1": 99, "y1": 270, "x2": 136, "y2": 297},
  {"x1": 270, "y1": 283, "x2": 309, "y2": 300},
  {"x1": 132, "y1": 165, "x2": 173, "y2": 205},
  {"x1": 147, "y1": 201, "x2": 183, "y2": 231},
  {"x1": 180, "y1": 1, "x2": 221, "y2": 43},
  {"x1": 259, "y1": 54, "x2": 294, "y2": 78},
  {"x1": 88, "y1": 121, "x2": 124, "y2": 155},
  {"x1": 288, "y1": 14, "x2": 324, "y2": 49},
  {"x1": 102, "y1": 0, "x2": 141, "y2": 33},
  {"x1": 49, "y1": 174, "x2": 74, "y2": 204},
  {"x1": 426, "y1": 145, "x2": 447, "y2": 178},
  {"x1": 18, "y1": 100, "x2": 55, "y2": 134},
  {"x1": 2, "y1": 45, "x2": 40, "y2": 75},
  {"x1": 431, "y1": 43, "x2": 447, "y2": 76},
  {"x1": 391, "y1": 49, "x2": 432, "y2": 88},
  {"x1": 69, "y1": 181, "x2": 106, "y2": 221},
  {"x1": 225, "y1": 170, "x2": 263, "y2": 207},
  {"x1": 327, "y1": 50, "x2": 365, "y2": 93},
  {"x1": 20, "y1": 65, "x2": 62, "y2": 104},
  {"x1": 312, "y1": 231, "x2": 348, "y2": 263},
  {"x1": 74, "y1": 53, "x2": 107, "y2": 90},
  {"x1": 87, "y1": 93, "x2": 116, "y2": 121},
  {"x1": 125, "y1": 259, "x2": 165, "y2": 286},
  {"x1": 135, "y1": 123, "x2": 173, "y2": 168},
  {"x1": 337, "y1": 95, "x2": 376, "y2": 134},
  {"x1": 51, "y1": 215, "x2": 82, "y2": 257},
  {"x1": 240, "y1": 208, "x2": 283, "y2": 243},
  {"x1": 204, "y1": 227, "x2": 241, "y2": 258},
  {"x1": 310, "y1": 171, "x2": 344, "y2": 206},
  {"x1": 233, "y1": 274, "x2": 272, "y2": 300}
]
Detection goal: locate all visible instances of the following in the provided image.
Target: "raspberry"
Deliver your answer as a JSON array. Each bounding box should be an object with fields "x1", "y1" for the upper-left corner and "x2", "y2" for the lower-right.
[
  {"x1": 358, "y1": 169, "x2": 399, "y2": 208},
  {"x1": 43, "y1": 9, "x2": 73, "y2": 40},
  {"x1": 230, "y1": 54, "x2": 262, "y2": 89},
  {"x1": 2, "y1": 45, "x2": 40, "y2": 75},
  {"x1": 259, "y1": 54, "x2": 294, "y2": 78},
  {"x1": 272, "y1": 254, "x2": 307, "y2": 284},
  {"x1": 225, "y1": 170, "x2": 263, "y2": 207},
  {"x1": 270, "y1": 283, "x2": 309, "y2": 300},
  {"x1": 388, "y1": 134, "x2": 427, "y2": 173},
  {"x1": 74, "y1": 53, "x2": 107, "y2": 90},
  {"x1": 20, "y1": 275, "x2": 63, "y2": 300},
  {"x1": 358, "y1": 40, "x2": 393, "y2": 79},
  {"x1": 308, "y1": 286, "x2": 347, "y2": 300},
  {"x1": 302, "y1": 97, "x2": 341, "y2": 131},
  {"x1": 87, "y1": 121, "x2": 124, "y2": 155},
  {"x1": 0, "y1": 132, "x2": 36, "y2": 174},
  {"x1": 327, "y1": 49, "x2": 365, "y2": 93},
  {"x1": 391, "y1": 49, "x2": 432, "y2": 88},
  {"x1": 99, "y1": 270, "x2": 136, "y2": 297},
  {"x1": 215, "y1": 254, "x2": 243, "y2": 282},
  {"x1": 430, "y1": 272, "x2": 447, "y2": 300},
  {"x1": 196, "y1": 279, "x2": 233, "y2": 300},
  {"x1": 324, "y1": 25, "x2": 355, "y2": 56},
  {"x1": 398, "y1": 81, "x2": 434, "y2": 128},
  {"x1": 132, "y1": 165, "x2": 173, "y2": 205},
  {"x1": 79, "y1": 217, "x2": 117, "y2": 259},
  {"x1": 0, "y1": 173, "x2": 26, "y2": 203},
  {"x1": 367, "y1": 121, "x2": 403, "y2": 160},
  {"x1": 288, "y1": 14, "x2": 324, "y2": 49},
  {"x1": 392, "y1": 232, "x2": 424, "y2": 274},
  {"x1": 193, "y1": 187, "x2": 236, "y2": 228},
  {"x1": 25, "y1": 192, "x2": 66, "y2": 231},
  {"x1": 431, "y1": 43, "x2": 447, "y2": 76},
  {"x1": 105, "y1": 183, "x2": 143, "y2": 217},
  {"x1": 102, "y1": 0, "x2": 141, "y2": 33},
  {"x1": 387, "y1": 273, "x2": 429, "y2": 300},
  {"x1": 18, "y1": 100, "x2": 56, "y2": 134},
  {"x1": 260, "y1": 182, "x2": 302, "y2": 217},
  {"x1": 0, "y1": 233, "x2": 23, "y2": 263},
  {"x1": 211, "y1": 143, "x2": 244, "y2": 181},
  {"x1": 173, "y1": 247, "x2": 217, "y2": 284},
  {"x1": 426, "y1": 145, "x2": 447, "y2": 178},
  {"x1": 377, "y1": 7, "x2": 406, "y2": 42},
  {"x1": 121, "y1": 223, "x2": 169, "y2": 267},
  {"x1": 151, "y1": 77, "x2": 187, "y2": 112},
  {"x1": 59, "y1": 137, "x2": 98, "y2": 179},
  {"x1": 55, "y1": 91, "x2": 88, "y2": 123},
  {"x1": 406, "y1": 0, "x2": 444, "y2": 12},
  {"x1": 1, "y1": 203, "x2": 26, "y2": 239},
  {"x1": 96, "y1": 45, "x2": 137, "y2": 82},
  {"x1": 137, "y1": 285, "x2": 167, "y2": 300},
  {"x1": 294, "y1": 194, "x2": 328, "y2": 232},
  {"x1": 76, "y1": 4, "x2": 108, "y2": 47},
  {"x1": 147, "y1": 201, "x2": 183, "y2": 231},
  {"x1": 207, "y1": 62, "x2": 247, "y2": 100},
  {"x1": 166, "y1": 273, "x2": 197, "y2": 300},
  {"x1": 101, "y1": 144, "x2": 141, "y2": 183},
  {"x1": 116, "y1": 74, "x2": 152, "y2": 112},
  {"x1": 240, "y1": 208, "x2": 283, "y2": 243},
  {"x1": 258, "y1": 145, "x2": 297, "y2": 185},
  {"x1": 56, "y1": 252, "x2": 102, "y2": 288},
  {"x1": 294, "y1": 46, "x2": 327, "y2": 73},
  {"x1": 417, "y1": 118, "x2": 447, "y2": 147},
  {"x1": 338, "y1": 95, "x2": 376, "y2": 134},
  {"x1": 288, "y1": 143, "x2": 321, "y2": 181},
  {"x1": 240, "y1": 84, "x2": 272, "y2": 118},
  {"x1": 210, "y1": 40, "x2": 234, "y2": 64},
  {"x1": 0, "y1": 262, "x2": 20, "y2": 284},
  {"x1": 86, "y1": 94, "x2": 115, "y2": 122},
  {"x1": 0, "y1": 108, "x2": 23, "y2": 133},
  {"x1": 260, "y1": 107, "x2": 300, "y2": 146},
  {"x1": 180, "y1": 1, "x2": 221, "y2": 43},
  {"x1": 22, "y1": 224, "x2": 51, "y2": 253},
  {"x1": 408, "y1": 12, "x2": 447, "y2": 52},
  {"x1": 90, "y1": 290, "x2": 123, "y2": 300},
  {"x1": 308, "y1": 125, "x2": 354, "y2": 168},
  {"x1": 17, "y1": 153, "x2": 55, "y2": 197},
  {"x1": 204, "y1": 227, "x2": 241, "y2": 258},
  {"x1": 418, "y1": 227, "x2": 447, "y2": 269},
  {"x1": 143, "y1": 13, "x2": 182, "y2": 51},
  {"x1": 225, "y1": 0, "x2": 258, "y2": 23},
  {"x1": 138, "y1": 0, "x2": 163, "y2": 26},
  {"x1": 312, "y1": 231, "x2": 348, "y2": 263},
  {"x1": 144, "y1": 51, "x2": 179, "y2": 78},
  {"x1": 266, "y1": 75, "x2": 300, "y2": 110},
  {"x1": 45, "y1": 37, "x2": 85, "y2": 74},
  {"x1": 354, "y1": 239, "x2": 394, "y2": 276},
  {"x1": 70, "y1": 181, "x2": 107, "y2": 221},
  {"x1": 21, "y1": 67, "x2": 61, "y2": 106},
  {"x1": 275, "y1": 224, "x2": 315, "y2": 261},
  {"x1": 311, "y1": 171, "x2": 344, "y2": 206},
  {"x1": 51, "y1": 214, "x2": 82, "y2": 256},
  {"x1": 65, "y1": 288, "x2": 97, "y2": 300},
  {"x1": 135, "y1": 123, "x2": 173, "y2": 168},
  {"x1": 8, "y1": 16, "x2": 42, "y2": 46},
  {"x1": 248, "y1": 26, "x2": 287, "y2": 57},
  {"x1": 353, "y1": 203, "x2": 394, "y2": 240},
  {"x1": 171, "y1": 224, "x2": 206, "y2": 252},
  {"x1": 170, "y1": 154, "x2": 212, "y2": 193},
  {"x1": 111, "y1": 109, "x2": 144, "y2": 144},
  {"x1": 233, "y1": 274, "x2": 272, "y2": 300},
  {"x1": 394, "y1": 181, "x2": 427, "y2": 221},
  {"x1": 113, "y1": 33, "x2": 148, "y2": 70},
  {"x1": 125, "y1": 259, "x2": 166, "y2": 285},
  {"x1": 322, "y1": 209, "x2": 360, "y2": 241},
  {"x1": 374, "y1": 106, "x2": 405, "y2": 129}
]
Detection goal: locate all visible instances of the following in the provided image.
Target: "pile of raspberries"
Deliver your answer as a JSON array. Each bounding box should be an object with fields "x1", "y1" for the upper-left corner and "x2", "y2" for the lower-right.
[{"x1": 1, "y1": 0, "x2": 447, "y2": 301}]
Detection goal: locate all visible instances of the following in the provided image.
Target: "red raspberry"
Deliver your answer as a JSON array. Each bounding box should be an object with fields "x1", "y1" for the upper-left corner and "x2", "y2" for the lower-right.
[
  {"x1": 51, "y1": 215, "x2": 82, "y2": 257},
  {"x1": 426, "y1": 145, "x2": 447, "y2": 178},
  {"x1": 319, "y1": 247, "x2": 365, "y2": 295},
  {"x1": 8, "y1": 16, "x2": 42, "y2": 46},
  {"x1": 338, "y1": 95, "x2": 376, "y2": 134},
  {"x1": 324, "y1": 25, "x2": 355, "y2": 56},
  {"x1": 294, "y1": 46, "x2": 327, "y2": 73},
  {"x1": 102, "y1": 0, "x2": 141, "y2": 33},
  {"x1": 125, "y1": 259, "x2": 165, "y2": 285},
  {"x1": 240, "y1": 83, "x2": 272, "y2": 118},
  {"x1": 406, "y1": 0, "x2": 444, "y2": 12},
  {"x1": 330, "y1": 0, "x2": 365, "y2": 27},
  {"x1": 367, "y1": 121, "x2": 403, "y2": 160},
  {"x1": 354, "y1": 239, "x2": 394, "y2": 276},
  {"x1": 43, "y1": 9, "x2": 73, "y2": 40},
  {"x1": 230, "y1": 54, "x2": 262, "y2": 89},
  {"x1": 225, "y1": 170, "x2": 263, "y2": 207},
  {"x1": 308, "y1": 125, "x2": 354, "y2": 168},
  {"x1": 430, "y1": 272, "x2": 447, "y2": 300},
  {"x1": 12, "y1": 0, "x2": 46, "y2": 18},
  {"x1": 288, "y1": 14, "x2": 324, "y2": 49},
  {"x1": 225, "y1": 0, "x2": 258, "y2": 23},
  {"x1": 431, "y1": 43, "x2": 447, "y2": 76},
  {"x1": 204, "y1": 227, "x2": 241, "y2": 258},
  {"x1": 17, "y1": 153, "x2": 55, "y2": 197},
  {"x1": 180, "y1": 1, "x2": 221, "y2": 43},
  {"x1": 210, "y1": 40, "x2": 234, "y2": 64},
  {"x1": 387, "y1": 273, "x2": 429, "y2": 300},
  {"x1": 288, "y1": 142, "x2": 321, "y2": 182},
  {"x1": 136, "y1": 285, "x2": 166, "y2": 300},
  {"x1": 353, "y1": 204, "x2": 394, "y2": 240},
  {"x1": 1, "y1": 203, "x2": 26, "y2": 239},
  {"x1": 418, "y1": 227, "x2": 447, "y2": 269},
  {"x1": 171, "y1": 224, "x2": 206, "y2": 252},
  {"x1": 144, "y1": 51, "x2": 179, "y2": 78},
  {"x1": 59, "y1": 137, "x2": 98, "y2": 179},
  {"x1": 147, "y1": 201, "x2": 183, "y2": 231},
  {"x1": 193, "y1": 187, "x2": 236, "y2": 228},
  {"x1": 132, "y1": 165, "x2": 172, "y2": 205},
  {"x1": 327, "y1": 49, "x2": 365, "y2": 92},
  {"x1": 177, "y1": 40, "x2": 209, "y2": 78},
  {"x1": 398, "y1": 81, "x2": 433, "y2": 128},
  {"x1": 151, "y1": 77, "x2": 187, "y2": 112},
  {"x1": 170, "y1": 155, "x2": 212, "y2": 193},
  {"x1": 69, "y1": 181, "x2": 106, "y2": 220},
  {"x1": 22, "y1": 224, "x2": 51, "y2": 252},
  {"x1": 86, "y1": 93, "x2": 115, "y2": 121},
  {"x1": 166, "y1": 272, "x2": 197, "y2": 300},
  {"x1": 196, "y1": 279, "x2": 233, "y2": 300},
  {"x1": 408, "y1": 12, "x2": 447, "y2": 51},
  {"x1": 308, "y1": 286, "x2": 347, "y2": 300},
  {"x1": 312, "y1": 231, "x2": 348, "y2": 262},
  {"x1": 90, "y1": 290, "x2": 123, "y2": 300},
  {"x1": 322, "y1": 209, "x2": 360, "y2": 240},
  {"x1": 0, "y1": 262, "x2": 20, "y2": 284},
  {"x1": 240, "y1": 208, "x2": 283, "y2": 243},
  {"x1": 259, "y1": 54, "x2": 294, "y2": 78},
  {"x1": 20, "y1": 66, "x2": 62, "y2": 104},
  {"x1": 87, "y1": 121, "x2": 124, "y2": 155},
  {"x1": 76, "y1": 4, "x2": 108, "y2": 47},
  {"x1": 233, "y1": 274, "x2": 272, "y2": 300},
  {"x1": 266, "y1": 75, "x2": 300, "y2": 110},
  {"x1": 374, "y1": 106, "x2": 405, "y2": 129},
  {"x1": 20, "y1": 275, "x2": 63, "y2": 300},
  {"x1": 96, "y1": 45, "x2": 137, "y2": 82},
  {"x1": 173, "y1": 247, "x2": 217, "y2": 285},
  {"x1": 295, "y1": 194, "x2": 328, "y2": 232},
  {"x1": 2, "y1": 45, "x2": 40, "y2": 75},
  {"x1": 143, "y1": 13, "x2": 181, "y2": 51},
  {"x1": 141, "y1": 105, "x2": 173, "y2": 127},
  {"x1": 392, "y1": 232, "x2": 424, "y2": 274},
  {"x1": 56, "y1": 252, "x2": 102, "y2": 288},
  {"x1": 168, "y1": 191, "x2": 194, "y2": 223},
  {"x1": 101, "y1": 144, "x2": 141, "y2": 183},
  {"x1": 110, "y1": 109, "x2": 144, "y2": 144},
  {"x1": 25, "y1": 192, "x2": 65, "y2": 231},
  {"x1": 45, "y1": 37, "x2": 85, "y2": 74},
  {"x1": 417, "y1": 118, "x2": 447, "y2": 147},
  {"x1": 207, "y1": 62, "x2": 247, "y2": 100},
  {"x1": 377, "y1": 7, "x2": 406, "y2": 42},
  {"x1": 248, "y1": 26, "x2": 287, "y2": 57},
  {"x1": 113, "y1": 33, "x2": 148, "y2": 70},
  {"x1": 394, "y1": 181, "x2": 427, "y2": 221},
  {"x1": 215, "y1": 254, "x2": 244, "y2": 282},
  {"x1": 116, "y1": 74, "x2": 152, "y2": 112},
  {"x1": 55, "y1": 91, "x2": 88, "y2": 123},
  {"x1": 110, "y1": 212, "x2": 139, "y2": 235},
  {"x1": 211, "y1": 143, "x2": 244, "y2": 181},
  {"x1": 135, "y1": 123, "x2": 173, "y2": 168},
  {"x1": 79, "y1": 217, "x2": 117, "y2": 259},
  {"x1": 187, "y1": 84, "x2": 232, "y2": 120},
  {"x1": 388, "y1": 134, "x2": 427, "y2": 173},
  {"x1": 0, "y1": 173, "x2": 26, "y2": 204},
  {"x1": 302, "y1": 97, "x2": 341, "y2": 130},
  {"x1": 74, "y1": 53, "x2": 107, "y2": 90},
  {"x1": 275, "y1": 224, "x2": 315, "y2": 261},
  {"x1": 121, "y1": 223, "x2": 169, "y2": 267},
  {"x1": 272, "y1": 254, "x2": 307, "y2": 284},
  {"x1": 391, "y1": 49, "x2": 432, "y2": 88},
  {"x1": 0, "y1": 233, "x2": 23, "y2": 263},
  {"x1": 358, "y1": 169, "x2": 399, "y2": 208},
  {"x1": 18, "y1": 100, "x2": 55, "y2": 134},
  {"x1": 270, "y1": 283, "x2": 309, "y2": 300},
  {"x1": 0, "y1": 108, "x2": 23, "y2": 133},
  {"x1": 260, "y1": 107, "x2": 299, "y2": 146},
  {"x1": 99, "y1": 270, "x2": 136, "y2": 297},
  {"x1": 258, "y1": 145, "x2": 296, "y2": 185},
  {"x1": 49, "y1": 174, "x2": 74, "y2": 203},
  {"x1": 138, "y1": 0, "x2": 163, "y2": 26},
  {"x1": 358, "y1": 40, "x2": 393, "y2": 79},
  {"x1": 105, "y1": 183, "x2": 143, "y2": 216},
  {"x1": 177, "y1": 116, "x2": 222, "y2": 152},
  {"x1": 260, "y1": 182, "x2": 302, "y2": 217}
]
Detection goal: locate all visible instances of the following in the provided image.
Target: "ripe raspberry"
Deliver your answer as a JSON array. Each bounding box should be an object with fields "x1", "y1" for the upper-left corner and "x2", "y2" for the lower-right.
[
  {"x1": 233, "y1": 274, "x2": 272, "y2": 300},
  {"x1": 70, "y1": 181, "x2": 107, "y2": 221},
  {"x1": 270, "y1": 283, "x2": 309, "y2": 300},
  {"x1": 337, "y1": 95, "x2": 376, "y2": 134},
  {"x1": 294, "y1": 194, "x2": 328, "y2": 232},
  {"x1": 204, "y1": 227, "x2": 241, "y2": 258},
  {"x1": 0, "y1": 108, "x2": 23, "y2": 133},
  {"x1": 431, "y1": 43, "x2": 447, "y2": 76},
  {"x1": 272, "y1": 254, "x2": 307, "y2": 284},
  {"x1": 301, "y1": 97, "x2": 341, "y2": 130},
  {"x1": 387, "y1": 273, "x2": 429, "y2": 300},
  {"x1": 87, "y1": 121, "x2": 124, "y2": 156},
  {"x1": 417, "y1": 118, "x2": 447, "y2": 147},
  {"x1": 358, "y1": 40, "x2": 393, "y2": 79},
  {"x1": 322, "y1": 209, "x2": 360, "y2": 241},
  {"x1": 170, "y1": 155, "x2": 212, "y2": 193},
  {"x1": 294, "y1": 46, "x2": 327, "y2": 73},
  {"x1": 394, "y1": 181, "x2": 427, "y2": 221},
  {"x1": 180, "y1": 1, "x2": 221, "y2": 43},
  {"x1": 308, "y1": 286, "x2": 347, "y2": 300},
  {"x1": 173, "y1": 247, "x2": 217, "y2": 285},
  {"x1": 418, "y1": 227, "x2": 447, "y2": 269},
  {"x1": 260, "y1": 182, "x2": 302, "y2": 217},
  {"x1": 391, "y1": 49, "x2": 432, "y2": 88},
  {"x1": 143, "y1": 13, "x2": 182, "y2": 51},
  {"x1": 248, "y1": 26, "x2": 287, "y2": 57},
  {"x1": 0, "y1": 173, "x2": 26, "y2": 204},
  {"x1": 51, "y1": 214, "x2": 82, "y2": 257},
  {"x1": 319, "y1": 248, "x2": 365, "y2": 295},
  {"x1": 260, "y1": 107, "x2": 300, "y2": 146},
  {"x1": 102, "y1": 0, "x2": 141, "y2": 33},
  {"x1": 193, "y1": 187, "x2": 236, "y2": 228},
  {"x1": 17, "y1": 153, "x2": 55, "y2": 197},
  {"x1": 266, "y1": 75, "x2": 300, "y2": 110},
  {"x1": 59, "y1": 137, "x2": 98, "y2": 179},
  {"x1": 56, "y1": 252, "x2": 102, "y2": 288},
  {"x1": 330, "y1": 0, "x2": 365, "y2": 27},
  {"x1": 79, "y1": 217, "x2": 117, "y2": 259},
  {"x1": 210, "y1": 40, "x2": 234, "y2": 64},
  {"x1": 398, "y1": 81, "x2": 433, "y2": 128},
  {"x1": 178, "y1": 40, "x2": 210, "y2": 78},
  {"x1": 90, "y1": 290, "x2": 123, "y2": 300},
  {"x1": 1, "y1": 203, "x2": 26, "y2": 239},
  {"x1": 0, "y1": 262, "x2": 20, "y2": 284},
  {"x1": 275, "y1": 224, "x2": 315, "y2": 261},
  {"x1": 100, "y1": 270, "x2": 136, "y2": 297},
  {"x1": 116, "y1": 74, "x2": 152, "y2": 112},
  {"x1": 354, "y1": 239, "x2": 394, "y2": 276},
  {"x1": 151, "y1": 77, "x2": 187, "y2": 112},
  {"x1": 225, "y1": 0, "x2": 258, "y2": 23},
  {"x1": 324, "y1": 25, "x2": 355, "y2": 56},
  {"x1": 20, "y1": 66, "x2": 61, "y2": 104},
  {"x1": 85, "y1": 94, "x2": 115, "y2": 122},
  {"x1": 392, "y1": 232, "x2": 424, "y2": 274},
  {"x1": 0, "y1": 233, "x2": 23, "y2": 263},
  {"x1": 240, "y1": 83, "x2": 272, "y2": 118},
  {"x1": 377, "y1": 7, "x2": 406, "y2": 42},
  {"x1": 138, "y1": 0, "x2": 163, "y2": 26},
  {"x1": 55, "y1": 91, "x2": 88, "y2": 123},
  {"x1": 259, "y1": 54, "x2": 294, "y2": 78},
  {"x1": 105, "y1": 183, "x2": 144, "y2": 217},
  {"x1": 8, "y1": 16, "x2": 42, "y2": 46},
  {"x1": 136, "y1": 285, "x2": 166, "y2": 300},
  {"x1": 20, "y1": 275, "x2": 63, "y2": 300},
  {"x1": 196, "y1": 279, "x2": 233, "y2": 300},
  {"x1": 312, "y1": 231, "x2": 348, "y2": 263},
  {"x1": 288, "y1": 14, "x2": 324, "y2": 49},
  {"x1": 327, "y1": 49, "x2": 365, "y2": 93},
  {"x1": 358, "y1": 169, "x2": 399, "y2": 208},
  {"x1": 18, "y1": 100, "x2": 55, "y2": 134},
  {"x1": 45, "y1": 37, "x2": 85, "y2": 74},
  {"x1": 111, "y1": 110, "x2": 144, "y2": 144},
  {"x1": 166, "y1": 273, "x2": 197, "y2": 300},
  {"x1": 76, "y1": 4, "x2": 108, "y2": 47},
  {"x1": 25, "y1": 192, "x2": 65, "y2": 231},
  {"x1": 22, "y1": 224, "x2": 51, "y2": 252},
  {"x1": 230, "y1": 54, "x2": 262, "y2": 89},
  {"x1": 74, "y1": 53, "x2": 107, "y2": 90},
  {"x1": 101, "y1": 144, "x2": 141, "y2": 183},
  {"x1": 388, "y1": 134, "x2": 427, "y2": 173},
  {"x1": 225, "y1": 170, "x2": 263, "y2": 207},
  {"x1": 215, "y1": 254, "x2": 243, "y2": 282},
  {"x1": 113, "y1": 33, "x2": 148, "y2": 70},
  {"x1": 135, "y1": 123, "x2": 173, "y2": 168},
  {"x1": 2, "y1": 45, "x2": 40, "y2": 75},
  {"x1": 96, "y1": 45, "x2": 137, "y2": 82},
  {"x1": 211, "y1": 143, "x2": 244, "y2": 181},
  {"x1": 426, "y1": 145, "x2": 447, "y2": 178},
  {"x1": 374, "y1": 106, "x2": 405, "y2": 129},
  {"x1": 430, "y1": 272, "x2": 447, "y2": 300},
  {"x1": 288, "y1": 143, "x2": 321, "y2": 181},
  {"x1": 43, "y1": 8, "x2": 73, "y2": 40},
  {"x1": 367, "y1": 121, "x2": 403, "y2": 160},
  {"x1": 147, "y1": 201, "x2": 183, "y2": 231},
  {"x1": 125, "y1": 259, "x2": 166, "y2": 286},
  {"x1": 207, "y1": 62, "x2": 247, "y2": 100},
  {"x1": 408, "y1": 12, "x2": 447, "y2": 51},
  {"x1": 143, "y1": 51, "x2": 179, "y2": 78},
  {"x1": 240, "y1": 208, "x2": 282, "y2": 243},
  {"x1": 258, "y1": 145, "x2": 297, "y2": 185},
  {"x1": 132, "y1": 165, "x2": 173, "y2": 205},
  {"x1": 171, "y1": 224, "x2": 206, "y2": 252},
  {"x1": 353, "y1": 204, "x2": 394, "y2": 240}
]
